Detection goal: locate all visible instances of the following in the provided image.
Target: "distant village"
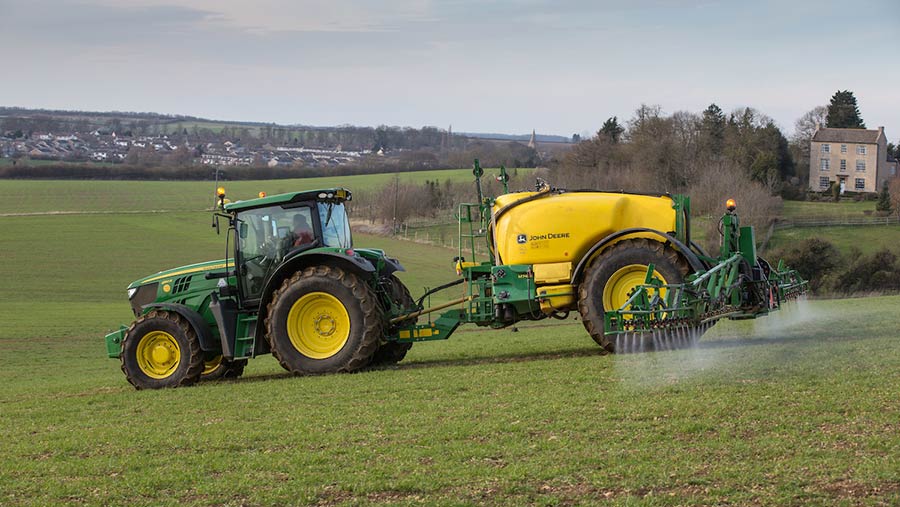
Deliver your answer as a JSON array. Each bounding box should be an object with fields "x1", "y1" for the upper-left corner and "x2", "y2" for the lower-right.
[{"x1": 0, "y1": 129, "x2": 368, "y2": 168}]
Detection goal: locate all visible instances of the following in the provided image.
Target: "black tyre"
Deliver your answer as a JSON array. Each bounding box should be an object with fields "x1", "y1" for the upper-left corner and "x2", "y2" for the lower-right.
[
  {"x1": 200, "y1": 355, "x2": 248, "y2": 381},
  {"x1": 578, "y1": 238, "x2": 690, "y2": 353},
  {"x1": 370, "y1": 276, "x2": 416, "y2": 367},
  {"x1": 120, "y1": 310, "x2": 204, "y2": 389},
  {"x1": 265, "y1": 265, "x2": 381, "y2": 374}
]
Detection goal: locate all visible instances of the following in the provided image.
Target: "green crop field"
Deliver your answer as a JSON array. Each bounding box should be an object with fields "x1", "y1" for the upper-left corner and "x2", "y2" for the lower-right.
[
  {"x1": 0, "y1": 168, "x2": 535, "y2": 215},
  {"x1": 2, "y1": 179, "x2": 900, "y2": 506}
]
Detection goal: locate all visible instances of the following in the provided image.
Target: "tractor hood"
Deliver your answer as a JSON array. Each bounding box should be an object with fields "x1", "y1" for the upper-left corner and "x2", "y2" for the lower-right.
[{"x1": 127, "y1": 259, "x2": 232, "y2": 289}]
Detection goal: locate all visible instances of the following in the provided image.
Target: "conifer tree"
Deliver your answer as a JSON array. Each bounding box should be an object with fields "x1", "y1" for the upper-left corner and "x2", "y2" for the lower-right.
[{"x1": 825, "y1": 90, "x2": 866, "y2": 129}]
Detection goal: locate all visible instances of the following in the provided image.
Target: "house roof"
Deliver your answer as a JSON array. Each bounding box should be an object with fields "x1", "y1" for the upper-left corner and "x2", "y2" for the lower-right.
[{"x1": 812, "y1": 128, "x2": 881, "y2": 144}]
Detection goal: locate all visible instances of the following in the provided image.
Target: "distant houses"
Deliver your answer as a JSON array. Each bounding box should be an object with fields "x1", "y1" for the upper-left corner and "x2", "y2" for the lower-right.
[{"x1": 0, "y1": 130, "x2": 367, "y2": 168}]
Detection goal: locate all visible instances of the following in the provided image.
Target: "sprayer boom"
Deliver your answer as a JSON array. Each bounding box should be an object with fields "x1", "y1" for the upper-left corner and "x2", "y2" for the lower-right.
[{"x1": 604, "y1": 247, "x2": 807, "y2": 344}]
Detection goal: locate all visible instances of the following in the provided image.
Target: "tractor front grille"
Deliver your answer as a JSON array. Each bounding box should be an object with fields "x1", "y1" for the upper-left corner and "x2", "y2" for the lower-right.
[{"x1": 129, "y1": 283, "x2": 159, "y2": 316}]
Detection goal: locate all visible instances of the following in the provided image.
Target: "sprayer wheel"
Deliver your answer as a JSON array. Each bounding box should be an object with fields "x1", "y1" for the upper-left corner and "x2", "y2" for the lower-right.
[{"x1": 578, "y1": 238, "x2": 690, "y2": 353}]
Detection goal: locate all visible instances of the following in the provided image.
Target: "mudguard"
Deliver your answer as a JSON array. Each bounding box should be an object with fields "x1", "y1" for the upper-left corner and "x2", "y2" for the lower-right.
[
  {"x1": 572, "y1": 227, "x2": 706, "y2": 283},
  {"x1": 253, "y1": 250, "x2": 378, "y2": 342},
  {"x1": 142, "y1": 302, "x2": 218, "y2": 352}
]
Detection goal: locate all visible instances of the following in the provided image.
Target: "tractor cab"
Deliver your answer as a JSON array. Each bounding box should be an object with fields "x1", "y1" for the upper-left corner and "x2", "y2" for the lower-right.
[{"x1": 225, "y1": 189, "x2": 353, "y2": 302}]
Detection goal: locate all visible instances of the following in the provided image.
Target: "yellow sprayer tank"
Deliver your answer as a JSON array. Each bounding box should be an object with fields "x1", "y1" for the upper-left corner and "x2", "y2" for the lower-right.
[{"x1": 491, "y1": 191, "x2": 676, "y2": 266}]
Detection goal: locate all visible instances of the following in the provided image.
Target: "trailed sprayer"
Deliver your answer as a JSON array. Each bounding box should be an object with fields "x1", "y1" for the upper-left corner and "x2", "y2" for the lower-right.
[
  {"x1": 105, "y1": 162, "x2": 806, "y2": 388},
  {"x1": 401, "y1": 161, "x2": 807, "y2": 353}
]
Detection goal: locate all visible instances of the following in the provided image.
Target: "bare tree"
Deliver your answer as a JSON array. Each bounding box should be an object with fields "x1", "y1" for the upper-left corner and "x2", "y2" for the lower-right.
[
  {"x1": 793, "y1": 106, "x2": 827, "y2": 143},
  {"x1": 791, "y1": 106, "x2": 827, "y2": 185}
]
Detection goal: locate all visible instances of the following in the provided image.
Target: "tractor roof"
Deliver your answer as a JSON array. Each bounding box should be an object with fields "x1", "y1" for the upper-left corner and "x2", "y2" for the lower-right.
[{"x1": 224, "y1": 187, "x2": 351, "y2": 212}]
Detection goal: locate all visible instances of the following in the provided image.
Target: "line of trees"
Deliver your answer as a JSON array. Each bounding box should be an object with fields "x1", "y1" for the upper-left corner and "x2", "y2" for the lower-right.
[{"x1": 545, "y1": 103, "x2": 793, "y2": 250}]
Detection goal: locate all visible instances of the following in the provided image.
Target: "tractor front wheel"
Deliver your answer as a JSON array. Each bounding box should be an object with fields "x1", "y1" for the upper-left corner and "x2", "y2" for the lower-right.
[
  {"x1": 266, "y1": 266, "x2": 381, "y2": 375},
  {"x1": 120, "y1": 310, "x2": 204, "y2": 389},
  {"x1": 578, "y1": 238, "x2": 689, "y2": 353}
]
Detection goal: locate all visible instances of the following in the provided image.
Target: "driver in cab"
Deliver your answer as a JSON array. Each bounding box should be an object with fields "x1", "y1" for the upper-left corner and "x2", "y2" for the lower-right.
[{"x1": 292, "y1": 214, "x2": 314, "y2": 247}]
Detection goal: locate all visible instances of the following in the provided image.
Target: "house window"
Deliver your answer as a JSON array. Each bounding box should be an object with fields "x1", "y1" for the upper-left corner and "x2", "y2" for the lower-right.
[
  {"x1": 856, "y1": 160, "x2": 866, "y2": 171},
  {"x1": 820, "y1": 177, "x2": 830, "y2": 188},
  {"x1": 820, "y1": 158, "x2": 830, "y2": 171},
  {"x1": 840, "y1": 159, "x2": 847, "y2": 171},
  {"x1": 821, "y1": 144, "x2": 830, "y2": 154},
  {"x1": 841, "y1": 144, "x2": 847, "y2": 153},
  {"x1": 857, "y1": 145, "x2": 867, "y2": 155},
  {"x1": 855, "y1": 178, "x2": 865, "y2": 190}
]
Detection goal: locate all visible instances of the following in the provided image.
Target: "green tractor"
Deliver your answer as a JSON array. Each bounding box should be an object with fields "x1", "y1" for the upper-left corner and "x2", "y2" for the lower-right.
[{"x1": 105, "y1": 187, "x2": 416, "y2": 389}]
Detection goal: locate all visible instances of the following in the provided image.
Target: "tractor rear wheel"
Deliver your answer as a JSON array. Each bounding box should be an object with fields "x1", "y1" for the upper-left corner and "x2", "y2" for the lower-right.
[
  {"x1": 200, "y1": 355, "x2": 247, "y2": 381},
  {"x1": 120, "y1": 310, "x2": 204, "y2": 389},
  {"x1": 370, "y1": 276, "x2": 415, "y2": 367},
  {"x1": 266, "y1": 265, "x2": 381, "y2": 375},
  {"x1": 578, "y1": 238, "x2": 690, "y2": 353}
]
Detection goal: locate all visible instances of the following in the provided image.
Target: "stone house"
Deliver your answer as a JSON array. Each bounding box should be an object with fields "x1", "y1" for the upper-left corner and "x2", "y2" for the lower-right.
[{"x1": 809, "y1": 126, "x2": 893, "y2": 193}]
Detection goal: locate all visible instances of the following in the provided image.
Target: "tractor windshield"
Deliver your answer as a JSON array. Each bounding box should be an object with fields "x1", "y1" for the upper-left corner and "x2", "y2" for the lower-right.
[
  {"x1": 236, "y1": 204, "x2": 316, "y2": 300},
  {"x1": 317, "y1": 201, "x2": 352, "y2": 249},
  {"x1": 234, "y1": 200, "x2": 351, "y2": 301}
]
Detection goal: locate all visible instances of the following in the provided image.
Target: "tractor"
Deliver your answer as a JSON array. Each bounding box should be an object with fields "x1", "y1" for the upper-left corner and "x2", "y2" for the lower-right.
[
  {"x1": 105, "y1": 187, "x2": 419, "y2": 389},
  {"x1": 105, "y1": 162, "x2": 806, "y2": 389}
]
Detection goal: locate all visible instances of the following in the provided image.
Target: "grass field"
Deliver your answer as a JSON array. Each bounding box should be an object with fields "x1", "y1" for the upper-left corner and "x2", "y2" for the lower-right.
[
  {"x1": 0, "y1": 168, "x2": 532, "y2": 215},
  {"x1": 2, "y1": 178, "x2": 900, "y2": 506},
  {"x1": 769, "y1": 200, "x2": 896, "y2": 256},
  {"x1": 781, "y1": 200, "x2": 876, "y2": 219}
]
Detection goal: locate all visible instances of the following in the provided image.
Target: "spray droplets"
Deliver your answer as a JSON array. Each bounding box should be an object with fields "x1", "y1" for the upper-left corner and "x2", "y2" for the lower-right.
[{"x1": 612, "y1": 322, "x2": 713, "y2": 354}]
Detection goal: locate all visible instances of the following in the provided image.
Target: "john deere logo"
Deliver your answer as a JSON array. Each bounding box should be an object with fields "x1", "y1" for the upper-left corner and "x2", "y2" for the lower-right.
[{"x1": 517, "y1": 234, "x2": 527, "y2": 244}]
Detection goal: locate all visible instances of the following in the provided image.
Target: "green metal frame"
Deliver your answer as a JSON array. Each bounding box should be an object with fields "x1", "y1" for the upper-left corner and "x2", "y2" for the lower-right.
[{"x1": 603, "y1": 209, "x2": 808, "y2": 336}]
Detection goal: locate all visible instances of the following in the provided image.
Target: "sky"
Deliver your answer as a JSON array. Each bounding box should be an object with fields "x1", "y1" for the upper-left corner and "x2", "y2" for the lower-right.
[{"x1": 1, "y1": 0, "x2": 898, "y2": 139}]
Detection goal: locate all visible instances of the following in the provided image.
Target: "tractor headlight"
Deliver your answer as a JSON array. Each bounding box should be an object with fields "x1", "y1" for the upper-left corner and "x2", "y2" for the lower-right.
[{"x1": 127, "y1": 283, "x2": 158, "y2": 317}]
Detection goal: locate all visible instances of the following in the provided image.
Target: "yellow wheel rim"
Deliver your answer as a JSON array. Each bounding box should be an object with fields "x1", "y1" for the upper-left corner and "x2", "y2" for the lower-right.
[
  {"x1": 602, "y1": 264, "x2": 668, "y2": 313},
  {"x1": 136, "y1": 331, "x2": 181, "y2": 379},
  {"x1": 202, "y1": 355, "x2": 223, "y2": 376},
  {"x1": 286, "y1": 292, "x2": 351, "y2": 359}
]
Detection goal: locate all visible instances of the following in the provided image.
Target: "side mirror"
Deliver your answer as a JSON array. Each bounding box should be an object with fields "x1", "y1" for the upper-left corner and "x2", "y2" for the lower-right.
[{"x1": 239, "y1": 222, "x2": 248, "y2": 239}]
